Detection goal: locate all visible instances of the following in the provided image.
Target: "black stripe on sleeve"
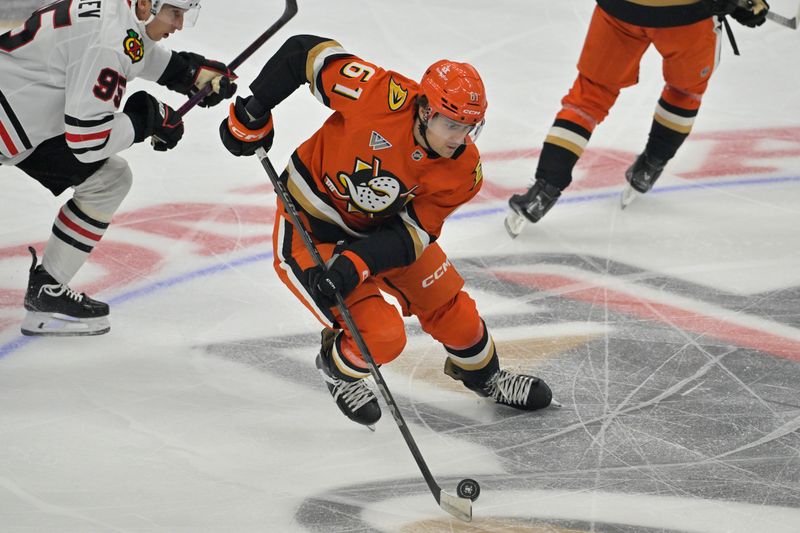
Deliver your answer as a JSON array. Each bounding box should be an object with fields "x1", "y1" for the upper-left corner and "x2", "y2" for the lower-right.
[
  {"x1": 0, "y1": 89, "x2": 32, "y2": 149},
  {"x1": 68, "y1": 137, "x2": 110, "y2": 154},
  {"x1": 65, "y1": 114, "x2": 114, "y2": 127}
]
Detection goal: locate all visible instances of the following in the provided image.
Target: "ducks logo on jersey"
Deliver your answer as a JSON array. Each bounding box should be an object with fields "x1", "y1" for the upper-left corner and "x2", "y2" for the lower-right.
[{"x1": 326, "y1": 156, "x2": 418, "y2": 217}]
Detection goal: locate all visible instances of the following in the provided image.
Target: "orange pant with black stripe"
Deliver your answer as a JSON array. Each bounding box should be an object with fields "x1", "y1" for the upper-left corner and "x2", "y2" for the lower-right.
[
  {"x1": 559, "y1": 6, "x2": 719, "y2": 132},
  {"x1": 272, "y1": 203, "x2": 484, "y2": 371},
  {"x1": 536, "y1": 6, "x2": 720, "y2": 189}
]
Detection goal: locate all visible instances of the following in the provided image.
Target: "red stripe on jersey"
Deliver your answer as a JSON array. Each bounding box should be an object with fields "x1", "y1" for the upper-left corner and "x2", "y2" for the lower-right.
[
  {"x1": 65, "y1": 130, "x2": 111, "y2": 143},
  {"x1": 58, "y1": 210, "x2": 103, "y2": 241},
  {"x1": 0, "y1": 122, "x2": 18, "y2": 156}
]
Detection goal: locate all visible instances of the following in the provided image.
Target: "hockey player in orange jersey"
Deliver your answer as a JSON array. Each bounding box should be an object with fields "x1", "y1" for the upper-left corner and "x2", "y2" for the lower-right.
[
  {"x1": 220, "y1": 35, "x2": 553, "y2": 427},
  {"x1": 505, "y1": 0, "x2": 770, "y2": 236}
]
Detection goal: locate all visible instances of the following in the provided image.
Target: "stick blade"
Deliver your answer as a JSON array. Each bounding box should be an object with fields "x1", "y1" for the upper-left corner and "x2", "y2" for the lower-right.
[
  {"x1": 766, "y1": 11, "x2": 798, "y2": 29},
  {"x1": 438, "y1": 490, "x2": 472, "y2": 522}
]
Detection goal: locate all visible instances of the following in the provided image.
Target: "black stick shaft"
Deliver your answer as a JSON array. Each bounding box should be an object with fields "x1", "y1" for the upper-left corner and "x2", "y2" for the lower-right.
[
  {"x1": 176, "y1": 0, "x2": 299, "y2": 116},
  {"x1": 255, "y1": 149, "x2": 445, "y2": 503}
]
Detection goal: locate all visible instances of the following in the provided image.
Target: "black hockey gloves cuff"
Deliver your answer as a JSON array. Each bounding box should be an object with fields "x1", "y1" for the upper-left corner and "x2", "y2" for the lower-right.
[
  {"x1": 302, "y1": 253, "x2": 365, "y2": 310},
  {"x1": 159, "y1": 51, "x2": 238, "y2": 107},
  {"x1": 219, "y1": 96, "x2": 274, "y2": 157},
  {"x1": 731, "y1": 0, "x2": 769, "y2": 27},
  {"x1": 123, "y1": 91, "x2": 184, "y2": 151}
]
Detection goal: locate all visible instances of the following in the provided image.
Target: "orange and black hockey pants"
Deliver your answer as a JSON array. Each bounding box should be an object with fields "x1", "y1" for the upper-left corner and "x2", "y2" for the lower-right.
[
  {"x1": 538, "y1": 6, "x2": 720, "y2": 189},
  {"x1": 272, "y1": 203, "x2": 498, "y2": 384}
]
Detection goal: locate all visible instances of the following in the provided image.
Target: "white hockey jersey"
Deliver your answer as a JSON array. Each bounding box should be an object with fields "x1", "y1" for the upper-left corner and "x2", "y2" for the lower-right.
[{"x1": 0, "y1": 0, "x2": 172, "y2": 165}]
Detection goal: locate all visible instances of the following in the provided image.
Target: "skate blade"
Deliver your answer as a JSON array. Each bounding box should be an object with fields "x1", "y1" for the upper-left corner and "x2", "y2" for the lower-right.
[
  {"x1": 620, "y1": 185, "x2": 640, "y2": 210},
  {"x1": 504, "y1": 210, "x2": 526, "y2": 238},
  {"x1": 366, "y1": 424, "x2": 376, "y2": 432},
  {"x1": 550, "y1": 399, "x2": 563, "y2": 408},
  {"x1": 21, "y1": 312, "x2": 110, "y2": 337}
]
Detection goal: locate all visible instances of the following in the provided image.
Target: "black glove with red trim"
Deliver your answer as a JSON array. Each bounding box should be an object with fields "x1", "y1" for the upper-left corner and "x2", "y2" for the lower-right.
[
  {"x1": 302, "y1": 255, "x2": 361, "y2": 310},
  {"x1": 219, "y1": 96, "x2": 274, "y2": 157},
  {"x1": 165, "y1": 52, "x2": 237, "y2": 108},
  {"x1": 123, "y1": 91, "x2": 184, "y2": 151}
]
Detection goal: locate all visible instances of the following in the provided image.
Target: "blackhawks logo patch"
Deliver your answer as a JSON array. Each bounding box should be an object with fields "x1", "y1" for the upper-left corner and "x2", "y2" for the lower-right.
[{"x1": 123, "y1": 29, "x2": 144, "y2": 63}]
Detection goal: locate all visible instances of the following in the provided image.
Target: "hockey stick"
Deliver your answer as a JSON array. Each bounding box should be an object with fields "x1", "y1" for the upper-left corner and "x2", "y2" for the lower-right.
[
  {"x1": 176, "y1": 0, "x2": 299, "y2": 116},
  {"x1": 255, "y1": 147, "x2": 473, "y2": 523}
]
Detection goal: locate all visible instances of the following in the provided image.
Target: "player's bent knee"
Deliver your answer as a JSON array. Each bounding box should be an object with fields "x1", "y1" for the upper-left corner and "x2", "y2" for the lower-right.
[
  {"x1": 72, "y1": 156, "x2": 133, "y2": 217},
  {"x1": 362, "y1": 316, "x2": 405, "y2": 365},
  {"x1": 418, "y1": 291, "x2": 481, "y2": 347},
  {"x1": 363, "y1": 322, "x2": 406, "y2": 365}
]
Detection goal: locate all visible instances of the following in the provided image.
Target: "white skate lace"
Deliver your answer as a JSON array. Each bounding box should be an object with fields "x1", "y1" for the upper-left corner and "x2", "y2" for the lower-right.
[
  {"x1": 485, "y1": 370, "x2": 534, "y2": 407},
  {"x1": 333, "y1": 377, "x2": 375, "y2": 412},
  {"x1": 40, "y1": 283, "x2": 84, "y2": 302}
]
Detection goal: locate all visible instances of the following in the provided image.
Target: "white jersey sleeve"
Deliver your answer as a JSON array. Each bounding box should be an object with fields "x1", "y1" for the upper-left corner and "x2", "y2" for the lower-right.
[
  {"x1": 0, "y1": 0, "x2": 175, "y2": 165},
  {"x1": 63, "y1": 7, "x2": 173, "y2": 162},
  {"x1": 63, "y1": 37, "x2": 136, "y2": 163}
]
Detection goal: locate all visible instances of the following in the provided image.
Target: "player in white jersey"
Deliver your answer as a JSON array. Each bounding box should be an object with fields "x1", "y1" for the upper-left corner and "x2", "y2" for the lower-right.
[{"x1": 0, "y1": 0, "x2": 236, "y2": 336}]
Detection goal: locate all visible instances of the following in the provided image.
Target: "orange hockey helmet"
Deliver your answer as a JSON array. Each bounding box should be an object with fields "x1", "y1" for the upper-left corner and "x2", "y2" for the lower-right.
[{"x1": 419, "y1": 60, "x2": 487, "y2": 126}]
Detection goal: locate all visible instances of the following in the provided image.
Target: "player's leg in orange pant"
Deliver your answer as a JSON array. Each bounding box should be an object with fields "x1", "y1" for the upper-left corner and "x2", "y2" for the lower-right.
[
  {"x1": 642, "y1": 17, "x2": 720, "y2": 162},
  {"x1": 538, "y1": 6, "x2": 652, "y2": 189},
  {"x1": 378, "y1": 243, "x2": 552, "y2": 409},
  {"x1": 378, "y1": 243, "x2": 498, "y2": 384},
  {"x1": 272, "y1": 203, "x2": 406, "y2": 380}
]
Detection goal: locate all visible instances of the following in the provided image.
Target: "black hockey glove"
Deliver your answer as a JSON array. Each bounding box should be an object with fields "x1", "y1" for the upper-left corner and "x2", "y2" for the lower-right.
[
  {"x1": 731, "y1": 0, "x2": 769, "y2": 27},
  {"x1": 302, "y1": 254, "x2": 361, "y2": 310},
  {"x1": 122, "y1": 91, "x2": 184, "y2": 152},
  {"x1": 162, "y1": 51, "x2": 238, "y2": 107},
  {"x1": 219, "y1": 95, "x2": 274, "y2": 157}
]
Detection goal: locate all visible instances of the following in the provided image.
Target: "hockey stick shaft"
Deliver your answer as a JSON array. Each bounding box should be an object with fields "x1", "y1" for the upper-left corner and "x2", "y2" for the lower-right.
[
  {"x1": 255, "y1": 148, "x2": 472, "y2": 522},
  {"x1": 176, "y1": 0, "x2": 299, "y2": 116}
]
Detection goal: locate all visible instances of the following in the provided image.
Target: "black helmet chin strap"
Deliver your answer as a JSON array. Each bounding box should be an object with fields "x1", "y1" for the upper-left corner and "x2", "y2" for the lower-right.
[
  {"x1": 416, "y1": 112, "x2": 466, "y2": 159},
  {"x1": 417, "y1": 118, "x2": 438, "y2": 158}
]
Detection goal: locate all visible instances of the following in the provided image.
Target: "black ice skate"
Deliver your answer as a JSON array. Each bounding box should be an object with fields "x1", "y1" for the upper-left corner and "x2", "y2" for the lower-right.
[
  {"x1": 21, "y1": 247, "x2": 110, "y2": 337},
  {"x1": 445, "y1": 357, "x2": 552, "y2": 410},
  {"x1": 482, "y1": 368, "x2": 553, "y2": 410},
  {"x1": 505, "y1": 179, "x2": 562, "y2": 238},
  {"x1": 316, "y1": 329, "x2": 381, "y2": 429},
  {"x1": 620, "y1": 152, "x2": 667, "y2": 209}
]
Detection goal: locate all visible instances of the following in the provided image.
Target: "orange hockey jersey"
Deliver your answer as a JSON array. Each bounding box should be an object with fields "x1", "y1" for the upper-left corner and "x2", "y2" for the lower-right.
[{"x1": 256, "y1": 37, "x2": 484, "y2": 275}]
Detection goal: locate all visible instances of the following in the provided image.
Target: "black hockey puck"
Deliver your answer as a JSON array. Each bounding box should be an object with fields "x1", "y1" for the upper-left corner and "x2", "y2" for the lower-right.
[{"x1": 456, "y1": 478, "x2": 480, "y2": 501}]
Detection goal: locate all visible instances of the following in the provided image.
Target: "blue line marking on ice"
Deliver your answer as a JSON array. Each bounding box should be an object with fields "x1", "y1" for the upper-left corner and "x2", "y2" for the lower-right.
[
  {"x1": 2, "y1": 174, "x2": 797, "y2": 359},
  {"x1": 450, "y1": 174, "x2": 800, "y2": 220},
  {"x1": 108, "y1": 251, "x2": 273, "y2": 306}
]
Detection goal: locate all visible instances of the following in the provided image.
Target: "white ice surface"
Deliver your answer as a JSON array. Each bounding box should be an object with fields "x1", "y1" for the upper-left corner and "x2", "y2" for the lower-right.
[{"x1": 1, "y1": 1, "x2": 800, "y2": 531}]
